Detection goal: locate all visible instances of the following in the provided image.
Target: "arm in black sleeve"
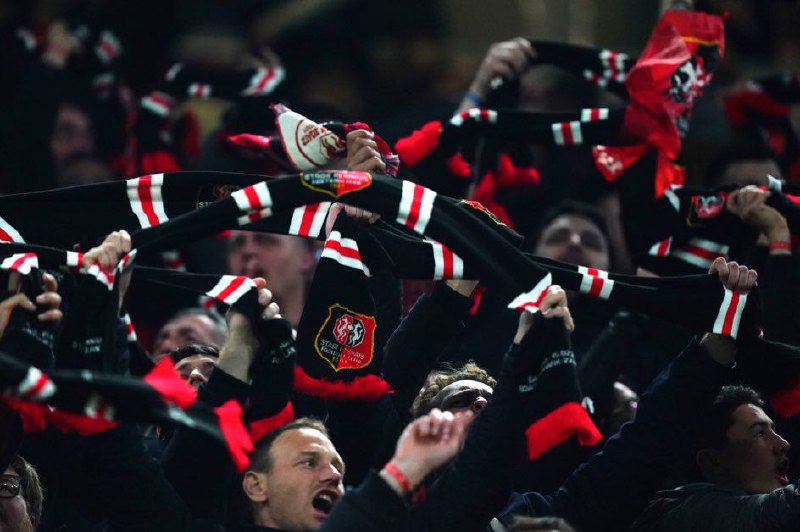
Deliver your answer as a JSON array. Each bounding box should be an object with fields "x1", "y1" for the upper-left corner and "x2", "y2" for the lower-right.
[
  {"x1": 578, "y1": 310, "x2": 648, "y2": 419},
  {"x1": 405, "y1": 350, "x2": 525, "y2": 532},
  {"x1": 381, "y1": 282, "x2": 474, "y2": 417},
  {"x1": 369, "y1": 268, "x2": 403, "y2": 355},
  {"x1": 160, "y1": 367, "x2": 249, "y2": 522},
  {"x1": 549, "y1": 338, "x2": 734, "y2": 531},
  {"x1": 82, "y1": 423, "x2": 191, "y2": 532}
]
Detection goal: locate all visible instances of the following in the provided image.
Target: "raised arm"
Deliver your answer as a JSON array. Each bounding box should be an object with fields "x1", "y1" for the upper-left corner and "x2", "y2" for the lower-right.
[{"x1": 529, "y1": 259, "x2": 756, "y2": 531}]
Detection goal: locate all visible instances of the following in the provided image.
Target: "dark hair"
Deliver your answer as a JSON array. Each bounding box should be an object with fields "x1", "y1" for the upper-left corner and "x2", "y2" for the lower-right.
[
  {"x1": 529, "y1": 200, "x2": 611, "y2": 252},
  {"x1": 170, "y1": 343, "x2": 220, "y2": 363},
  {"x1": 165, "y1": 307, "x2": 227, "y2": 346},
  {"x1": 411, "y1": 362, "x2": 497, "y2": 418},
  {"x1": 248, "y1": 418, "x2": 329, "y2": 474},
  {"x1": 705, "y1": 143, "x2": 778, "y2": 186},
  {"x1": 9, "y1": 455, "x2": 43, "y2": 529},
  {"x1": 696, "y1": 385, "x2": 765, "y2": 451}
]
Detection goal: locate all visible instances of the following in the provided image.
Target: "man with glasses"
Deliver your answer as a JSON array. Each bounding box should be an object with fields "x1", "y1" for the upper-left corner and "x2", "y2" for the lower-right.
[{"x1": 1, "y1": 455, "x2": 43, "y2": 532}]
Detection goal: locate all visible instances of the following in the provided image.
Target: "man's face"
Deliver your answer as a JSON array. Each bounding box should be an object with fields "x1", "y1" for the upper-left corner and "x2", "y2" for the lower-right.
[
  {"x1": 174, "y1": 354, "x2": 217, "y2": 389},
  {"x1": 429, "y1": 379, "x2": 493, "y2": 416},
  {"x1": 535, "y1": 214, "x2": 610, "y2": 271},
  {"x1": 718, "y1": 160, "x2": 782, "y2": 188},
  {"x1": 0, "y1": 467, "x2": 33, "y2": 532},
  {"x1": 50, "y1": 104, "x2": 95, "y2": 171},
  {"x1": 258, "y1": 428, "x2": 345, "y2": 531},
  {"x1": 227, "y1": 232, "x2": 315, "y2": 304},
  {"x1": 152, "y1": 314, "x2": 219, "y2": 362},
  {"x1": 717, "y1": 404, "x2": 791, "y2": 493}
]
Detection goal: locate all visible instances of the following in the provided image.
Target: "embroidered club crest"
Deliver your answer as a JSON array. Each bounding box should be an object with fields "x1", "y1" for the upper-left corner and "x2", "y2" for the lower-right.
[
  {"x1": 691, "y1": 194, "x2": 725, "y2": 220},
  {"x1": 314, "y1": 304, "x2": 376, "y2": 371},
  {"x1": 301, "y1": 171, "x2": 372, "y2": 199}
]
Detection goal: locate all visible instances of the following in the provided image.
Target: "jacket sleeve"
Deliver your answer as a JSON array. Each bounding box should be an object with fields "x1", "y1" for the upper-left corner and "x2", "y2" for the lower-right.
[
  {"x1": 549, "y1": 338, "x2": 735, "y2": 531},
  {"x1": 405, "y1": 352, "x2": 525, "y2": 532},
  {"x1": 160, "y1": 367, "x2": 249, "y2": 522},
  {"x1": 646, "y1": 484, "x2": 800, "y2": 531},
  {"x1": 82, "y1": 424, "x2": 191, "y2": 532},
  {"x1": 381, "y1": 282, "x2": 475, "y2": 417}
]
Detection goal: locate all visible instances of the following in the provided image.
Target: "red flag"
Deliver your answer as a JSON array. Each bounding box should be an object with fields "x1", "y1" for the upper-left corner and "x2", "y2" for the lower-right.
[{"x1": 623, "y1": 10, "x2": 725, "y2": 159}]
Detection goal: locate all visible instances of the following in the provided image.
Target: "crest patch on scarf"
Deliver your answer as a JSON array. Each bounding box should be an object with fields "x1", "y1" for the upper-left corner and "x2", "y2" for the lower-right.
[
  {"x1": 301, "y1": 171, "x2": 372, "y2": 199},
  {"x1": 689, "y1": 193, "x2": 726, "y2": 223},
  {"x1": 313, "y1": 303, "x2": 376, "y2": 372}
]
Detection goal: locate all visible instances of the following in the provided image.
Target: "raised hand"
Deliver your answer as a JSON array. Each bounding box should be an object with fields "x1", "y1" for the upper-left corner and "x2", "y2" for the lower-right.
[
  {"x1": 726, "y1": 186, "x2": 790, "y2": 254},
  {"x1": 220, "y1": 277, "x2": 281, "y2": 383},
  {"x1": 514, "y1": 285, "x2": 574, "y2": 344},
  {"x1": 458, "y1": 37, "x2": 536, "y2": 112},
  {"x1": 381, "y1": 409, "x2": 475, "y2": 495},
  {"x1": 346, "y1": 129, "x2": 386, "y2": 173},
  {"x1": 0, "y1": 272, "x2": 62, "y2": 342}
]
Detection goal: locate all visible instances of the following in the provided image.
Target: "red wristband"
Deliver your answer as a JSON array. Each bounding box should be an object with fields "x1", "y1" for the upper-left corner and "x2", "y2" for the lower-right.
[
  {"x1": 770, "y1": 241, "x2": 791, "y2": 252},
  {"x1": 383, "y1": 462, "x2": 411, "y2": 494}
]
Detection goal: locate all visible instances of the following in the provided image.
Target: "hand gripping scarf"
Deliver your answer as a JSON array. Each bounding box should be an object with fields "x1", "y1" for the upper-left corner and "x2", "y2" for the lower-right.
[
  {"x1": 394, "y1": 10, "x2": 722, "y2": 213},
  {"x1": 6, "y1": 171, "x2": 800, "y2": 413}
]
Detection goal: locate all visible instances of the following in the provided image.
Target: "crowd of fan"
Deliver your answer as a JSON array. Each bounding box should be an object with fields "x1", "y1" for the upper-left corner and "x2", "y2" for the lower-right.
[{"x1": 2, "y1": 0, "x2": 800, "y2": 531}]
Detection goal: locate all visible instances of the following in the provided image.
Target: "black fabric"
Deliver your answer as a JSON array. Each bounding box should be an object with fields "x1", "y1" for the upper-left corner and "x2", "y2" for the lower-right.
[
  {"x1": 246, "y1": 319, "x2": 296, "y2": 425},
  {"x1": 294, "y1": 214, "x2": 387, "y2": 399},
  {"x1": 631, "y1": 481, "x2": 800, "y2": 531},
  {"x1": 0, "y1": 270, "x2": 57, "y2": 369},
  {"x1": 493, "y1": 338, "x2": 734, "y2": 531}
]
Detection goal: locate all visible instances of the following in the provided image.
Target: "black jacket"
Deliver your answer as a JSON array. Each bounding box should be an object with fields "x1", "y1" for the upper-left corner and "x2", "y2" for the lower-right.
[
  {"x1": 631, "y1": 481, "x2": 800, "y2": 531},
  {"x1": 494, "y1": 338, "x2": 733, "y2": 531}
]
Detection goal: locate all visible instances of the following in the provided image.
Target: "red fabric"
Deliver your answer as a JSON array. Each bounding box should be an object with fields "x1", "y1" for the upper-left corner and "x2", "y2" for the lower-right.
[
  {"x1": 770, "y1": 374, "x2": 800, "y2": 417},
  {"x1": 394, "y1": 121, "x2": 443, "y2": 167},
  {"x1": 3, "y1": 400, "x2": 48, "y2": 432},
  {"x1": 524, "y1": 401, "x2": 603, "y2": 460},
  {"x1": 144, "y1": 357, "x2": 198, "y2": 409},
  {"x1": 468, "y1": 284, "x2": 486, "y2": 316},
  {"x1": 592, "y1": 144, "x2": 649, "y2": 183},
  {"x1": 623, "y1": 10, "x2": 725, "y2": 159},
  {"x1": 227, "y1": 133, "x2": 274, "y2": 150},
  {"x1": 248, "y1": 402, "x2": 295, "y2": 443},
  {"x1": 493, "y1": 154, "x2": 541, "y2": 189},
  {"x1": 48, "y1": 409, "x2": 118, "y2": 435},
  {"x1": 786, "y1": 193, "x2": 800, "y2": 205},
  {"x1": 292, "y1": 366, "x2": 392, "y2": 402},
  {"x1": 3, "y1": 399, "x2": 117, "y2": 435},
  {"x1": 345, "y1": 122, "x2": 395, "y2": 161},
  {"x1": 592, "y1": 145, "x2": 684, "y2": 198},
  {"x1": 471, "y1": 154, "x2": 541, "y2": 228},
  {"x1": 655, "y1": 151, "x2": 685, "y2": 198},
  {"x1": 215, "y1": 400, "x2": 255, "y2": 473},
  {"x1": 724, "y1": 87, "x2": 790, "y2": 127},
  {"x1": 140, "y1": 151, "x2": 181, "y2": 175},
  {"x1": 446, "y1": 154, "x2": 472, "y2": 178}
]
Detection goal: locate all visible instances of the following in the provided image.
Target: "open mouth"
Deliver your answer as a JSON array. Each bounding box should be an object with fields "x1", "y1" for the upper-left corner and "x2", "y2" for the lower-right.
[
  {"x1": 312, "y1": 490, "x2": 339, "y2": 516},
  {"x1": 776, "y1": 458, "x2": 791, "y2": 486}
]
